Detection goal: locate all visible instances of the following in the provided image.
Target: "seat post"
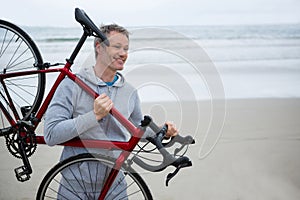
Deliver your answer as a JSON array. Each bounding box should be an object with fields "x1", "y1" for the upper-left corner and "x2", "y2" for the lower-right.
[{"x1": 66, "y1": 29, "x2": 90, "y2": 66}]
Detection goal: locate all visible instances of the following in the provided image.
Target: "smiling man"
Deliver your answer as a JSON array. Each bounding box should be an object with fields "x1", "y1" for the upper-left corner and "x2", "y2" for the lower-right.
[{"x1": 44, "y1": 24, "x2": 178, "y2": 199}]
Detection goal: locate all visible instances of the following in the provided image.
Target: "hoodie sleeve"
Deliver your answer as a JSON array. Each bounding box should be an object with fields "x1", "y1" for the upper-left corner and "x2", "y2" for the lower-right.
[{"x1": 44, "y1": 78, "x2": 99, "y2": 146}]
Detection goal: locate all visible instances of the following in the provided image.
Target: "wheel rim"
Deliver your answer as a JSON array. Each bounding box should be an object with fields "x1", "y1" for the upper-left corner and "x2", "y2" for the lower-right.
[{"x1": 39, "y1": 155, "x2": 151, "y2": 200}]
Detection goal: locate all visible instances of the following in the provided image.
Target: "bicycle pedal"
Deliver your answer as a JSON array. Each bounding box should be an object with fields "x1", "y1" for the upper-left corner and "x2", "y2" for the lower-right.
[{"x1": 14, "y1": 166, "x2": 31, "y2": 182}]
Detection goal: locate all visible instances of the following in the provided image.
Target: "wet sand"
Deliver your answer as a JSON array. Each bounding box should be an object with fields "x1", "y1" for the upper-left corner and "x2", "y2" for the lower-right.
[{"x1": 0, "y1": 98, "x2": 300, "y2": 199}]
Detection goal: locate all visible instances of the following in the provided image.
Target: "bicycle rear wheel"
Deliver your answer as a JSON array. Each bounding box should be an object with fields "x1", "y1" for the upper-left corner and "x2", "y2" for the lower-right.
[
  {"x1": 0, "y1": 20, "x2": 45, "y2": 127},
  {"x1": 37, "y1": 153, "x2": 153, "y2": 200}
]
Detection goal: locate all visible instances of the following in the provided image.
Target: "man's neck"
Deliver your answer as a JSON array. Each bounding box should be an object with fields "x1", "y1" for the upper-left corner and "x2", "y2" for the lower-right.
[{"x1": 94, "y1": 64, "x2": 116, "y2": 82}]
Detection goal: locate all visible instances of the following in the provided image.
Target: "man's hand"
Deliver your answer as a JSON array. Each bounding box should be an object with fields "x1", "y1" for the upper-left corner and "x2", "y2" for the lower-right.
[
  {"x1": 94, "y1": 93, "x2": 113, "y2": 121},
  {"x1": 165, "y1": 121, "x2": 179, "y2": 138}
]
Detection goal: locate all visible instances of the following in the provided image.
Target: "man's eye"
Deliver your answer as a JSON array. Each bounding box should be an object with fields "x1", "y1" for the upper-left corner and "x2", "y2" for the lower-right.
[{"x1": 113, "y1": 45, "x2": 121, "y2": 49}]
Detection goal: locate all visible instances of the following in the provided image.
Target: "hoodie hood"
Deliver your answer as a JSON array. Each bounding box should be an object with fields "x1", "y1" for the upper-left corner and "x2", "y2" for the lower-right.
[{"x1": 77, "y1": 65, "x2": 125, "y2": 88}]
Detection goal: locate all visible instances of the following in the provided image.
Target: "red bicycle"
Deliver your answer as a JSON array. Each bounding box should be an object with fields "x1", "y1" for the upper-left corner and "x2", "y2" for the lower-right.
[{"x1": 0, "y1": 8, "x2": 194, "y2": 200}]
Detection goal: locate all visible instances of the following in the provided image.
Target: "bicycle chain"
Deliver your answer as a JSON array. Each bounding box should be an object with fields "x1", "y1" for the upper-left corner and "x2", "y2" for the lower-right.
[{"x1": 4, "y1": 126, "x2": 37, "y2": 159}]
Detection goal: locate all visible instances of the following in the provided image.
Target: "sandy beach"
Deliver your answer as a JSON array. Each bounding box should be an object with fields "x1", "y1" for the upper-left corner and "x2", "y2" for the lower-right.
[{"x1": 0, "y1": 98, "x2": 299, "y2": 199}]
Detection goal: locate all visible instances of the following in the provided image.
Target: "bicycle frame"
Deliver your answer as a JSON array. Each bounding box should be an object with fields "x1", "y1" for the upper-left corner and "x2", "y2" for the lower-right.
[{"x1": 0, "y1": 28, "x2": 146, "y2": 200}]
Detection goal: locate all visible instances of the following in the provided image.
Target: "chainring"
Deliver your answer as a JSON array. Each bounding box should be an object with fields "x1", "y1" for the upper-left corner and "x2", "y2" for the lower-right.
[{"x1": 5, "y1": 126, "x2": 37, "y2": 159}]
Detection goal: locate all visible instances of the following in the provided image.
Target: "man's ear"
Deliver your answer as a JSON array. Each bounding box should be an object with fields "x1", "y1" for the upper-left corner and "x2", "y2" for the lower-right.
[{"x1": 95, "y1": 41, "x2": 102, "y2": 54}]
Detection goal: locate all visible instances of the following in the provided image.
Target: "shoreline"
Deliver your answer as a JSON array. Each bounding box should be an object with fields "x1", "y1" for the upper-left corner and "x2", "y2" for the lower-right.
[{"x1": 0, "y1": 98, "x2": 300, "y2": 199}]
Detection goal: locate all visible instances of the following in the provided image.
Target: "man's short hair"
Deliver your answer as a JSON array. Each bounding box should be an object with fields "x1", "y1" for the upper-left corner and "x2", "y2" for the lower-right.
[{"x1": 94, "y1": 24, "x2": 129, "y2": 58}]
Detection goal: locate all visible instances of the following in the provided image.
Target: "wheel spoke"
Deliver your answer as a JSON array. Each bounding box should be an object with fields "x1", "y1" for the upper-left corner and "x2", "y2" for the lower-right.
[
  {"x1": 6, "y1": 37, "x2": 23, "y2": 69},
  {"x1": 5, "y1": 83, "x2": 33, "y2": 105},
  {"x1": 7, "y1": 56, "x2": 34, "y2": 72},
  {"x1": 0, "y1": 29, "x2": 8, "y2": 56},
  {"x1": 8, "y1": 75, "x2": 37, "y2": 81},
  {"x1": 0, "y1": 31, "x2": 15, "y2": 58},
  {"x1": 58, "y1": 174, "x2": 83, "y2": 200},
  {"x1": 6, "y1": 79, "x2": 36, "y2": 97},
  {"x1": 6, "y1": 46, "x2": 31, "y2": 70}
]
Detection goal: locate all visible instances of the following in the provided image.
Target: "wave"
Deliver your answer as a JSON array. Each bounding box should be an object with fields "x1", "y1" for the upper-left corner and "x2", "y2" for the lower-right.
[
  {"x1": 26, "y1": 24, "x2": 300, "y2": 43},
  {"x1": 42, "y1": 38, "x2": 80, "y2": 42}
]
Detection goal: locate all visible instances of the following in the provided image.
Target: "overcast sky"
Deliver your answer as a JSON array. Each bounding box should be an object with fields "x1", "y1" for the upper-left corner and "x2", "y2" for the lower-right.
[{"x1": 1, "y1": 0, "x2": 300, "y2": 27}]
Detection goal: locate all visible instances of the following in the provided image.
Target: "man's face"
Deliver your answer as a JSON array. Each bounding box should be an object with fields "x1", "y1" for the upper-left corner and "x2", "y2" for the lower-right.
[{"x1": 96, "y1": 31, "x2": 129, "y2": 71}]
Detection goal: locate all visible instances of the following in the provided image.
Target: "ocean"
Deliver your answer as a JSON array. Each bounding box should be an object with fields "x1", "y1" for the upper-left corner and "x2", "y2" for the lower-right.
[{"x1": 21, "y1": 24, "x2": 300, "y2": 102}]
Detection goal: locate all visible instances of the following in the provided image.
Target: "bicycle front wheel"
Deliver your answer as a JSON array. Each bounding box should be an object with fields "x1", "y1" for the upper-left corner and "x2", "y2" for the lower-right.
[
  {"x1": 0, "y1": 20, "x2": 45, "y2": 126},
  {"x1": 37, "y1": 153, "x2": 153, "y2": 200}
]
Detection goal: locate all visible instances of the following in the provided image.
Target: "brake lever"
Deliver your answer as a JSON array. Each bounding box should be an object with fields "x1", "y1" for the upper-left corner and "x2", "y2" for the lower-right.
[
  {"x1": 166, "y1": 167, "x2": 180, "y2": 187},
  {"x1": 166, "y1": 157, "x2": 192, "y2": 186}
]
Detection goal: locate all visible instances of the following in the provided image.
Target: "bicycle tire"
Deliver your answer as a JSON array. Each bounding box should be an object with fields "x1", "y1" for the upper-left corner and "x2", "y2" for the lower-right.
[
  {"x1": 37, "y1": 153, "x2": 153, "y2": 200},
  {"x1": 0, "y1": 19, "x2": 45, "y2": 126}
]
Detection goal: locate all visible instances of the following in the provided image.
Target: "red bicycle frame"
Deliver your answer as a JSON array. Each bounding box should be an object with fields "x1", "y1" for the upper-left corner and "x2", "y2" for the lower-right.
[
  {"x1": 1, "y1": 9, "x2": 195, "y2": 200},
  {"x1": 0, "y1": 43, "x2": 146, "y2": 200}
]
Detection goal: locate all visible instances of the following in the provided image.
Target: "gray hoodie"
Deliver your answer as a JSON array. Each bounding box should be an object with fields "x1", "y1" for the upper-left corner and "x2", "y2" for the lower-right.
[{"x1": 44, "y1": 65, "x2": 148, "y2": 161}]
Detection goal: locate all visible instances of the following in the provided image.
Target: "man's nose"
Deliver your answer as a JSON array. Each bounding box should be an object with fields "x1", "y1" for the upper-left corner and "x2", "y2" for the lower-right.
[{"x1": 118, "y1": 48, "x2": 127, "y2": 56}]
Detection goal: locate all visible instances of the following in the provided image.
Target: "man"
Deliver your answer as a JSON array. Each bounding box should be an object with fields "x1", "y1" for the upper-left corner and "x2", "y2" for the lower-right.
[{"x1": 44, "y1": 24, "x2": 178, "y2": 199}]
